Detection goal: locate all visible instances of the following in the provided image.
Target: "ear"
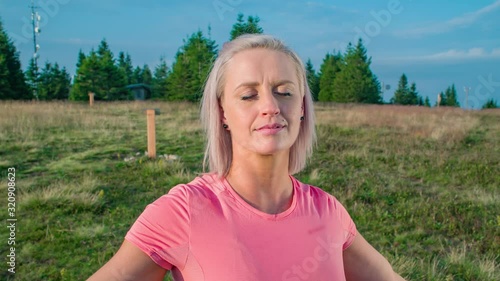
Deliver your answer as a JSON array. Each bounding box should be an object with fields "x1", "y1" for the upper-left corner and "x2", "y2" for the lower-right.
[
  {"x1": 218, "y1": 99, "x2": 227, "y2": 123},
  {"x1": 301, "y1": 98, "x2": 305, "y2": 117}
]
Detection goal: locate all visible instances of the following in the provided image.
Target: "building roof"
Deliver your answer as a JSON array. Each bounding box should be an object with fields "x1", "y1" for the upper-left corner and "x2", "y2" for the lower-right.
[{"x1": 125, "y1": 83, "x2": 151, "y2": 90}]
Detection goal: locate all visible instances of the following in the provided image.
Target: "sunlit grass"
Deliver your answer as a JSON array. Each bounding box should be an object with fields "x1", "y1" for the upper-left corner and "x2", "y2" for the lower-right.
[
  {"x1": 19, "y1": 172, "x2": 103, "y2": 212},
  {"x1": 316, "y1": 103, "x2": 479, "y2": 142}
]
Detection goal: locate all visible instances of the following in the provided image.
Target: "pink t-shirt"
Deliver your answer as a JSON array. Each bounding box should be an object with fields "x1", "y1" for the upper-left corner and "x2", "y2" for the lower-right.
[{"x1": 125, "y1": 173, "x2": 357, "y2": 281}]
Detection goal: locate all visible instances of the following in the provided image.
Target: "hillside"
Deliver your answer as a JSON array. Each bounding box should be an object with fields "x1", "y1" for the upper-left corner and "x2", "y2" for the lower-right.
[{"x1": 0, "y1": 101, "x2": 498, "y2": 280}]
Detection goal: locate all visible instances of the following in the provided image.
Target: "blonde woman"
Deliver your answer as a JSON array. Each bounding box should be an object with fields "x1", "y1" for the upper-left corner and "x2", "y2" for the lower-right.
[{"x1": 88, "y1": 34, "x2": 406, "y2": 281}]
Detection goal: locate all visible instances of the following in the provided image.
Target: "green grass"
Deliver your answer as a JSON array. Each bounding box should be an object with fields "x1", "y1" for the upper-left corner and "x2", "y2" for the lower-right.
[{"x1": 0, "y1": 101, "x2": 498, "y2": 280}]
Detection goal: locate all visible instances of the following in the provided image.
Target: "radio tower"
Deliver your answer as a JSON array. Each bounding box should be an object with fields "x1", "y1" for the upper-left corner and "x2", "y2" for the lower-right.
[
  {"x1": 30, "y1": 0, "x2": 41, "y2": 100},
  {"x1": 463, "y1": 86, "x2": 471, "y2": 110}
]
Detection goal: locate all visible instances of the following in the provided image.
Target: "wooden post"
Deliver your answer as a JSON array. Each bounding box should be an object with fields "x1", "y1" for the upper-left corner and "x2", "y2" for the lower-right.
[
  {"x1": 146, "y1": 109, "x2": 156, "y2": 158},
  {"x1": 88, "y1": 92, "x2": 95, "y2": 107},
  {"x1": 437, "y1": 93, "x2": 441, "y2": 108}
]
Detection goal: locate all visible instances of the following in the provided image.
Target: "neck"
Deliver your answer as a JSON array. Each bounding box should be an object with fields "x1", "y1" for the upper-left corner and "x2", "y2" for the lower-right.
[{"x1": 226, "y1": 150, "x2": 293, "y2": 214}]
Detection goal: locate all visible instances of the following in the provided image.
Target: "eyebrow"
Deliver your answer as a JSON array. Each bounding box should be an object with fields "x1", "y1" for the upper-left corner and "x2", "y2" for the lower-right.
[{"x1": 234, "y1": 80, "x2": 296, "y2": 91}]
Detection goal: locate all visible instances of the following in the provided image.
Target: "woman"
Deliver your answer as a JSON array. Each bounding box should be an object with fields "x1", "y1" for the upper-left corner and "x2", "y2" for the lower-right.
[{"x1": 88, "y1": 34, "x2": 406, "y2": 281}]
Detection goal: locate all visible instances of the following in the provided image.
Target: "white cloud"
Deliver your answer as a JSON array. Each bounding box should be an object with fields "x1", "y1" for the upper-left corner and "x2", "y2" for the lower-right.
[
  {"x1": 424, "y1": 48, "x2": 487, "y2": 60},
  {"x1": 394, "y1": 0, "x2": 500, "y2": 37},
  {"x1": 377, "y1": 48, "x2": 500, "y2": 64}
]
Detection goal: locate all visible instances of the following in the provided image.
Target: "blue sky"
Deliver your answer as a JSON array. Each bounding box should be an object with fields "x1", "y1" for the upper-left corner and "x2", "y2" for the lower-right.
[{"x1": 1, "y1": 0, "x2": 499, "y2": 108}]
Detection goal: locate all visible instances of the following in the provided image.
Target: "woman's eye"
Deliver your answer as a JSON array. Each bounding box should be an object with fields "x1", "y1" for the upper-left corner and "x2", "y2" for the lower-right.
[
  {"x1": 241, "y1": 95, "x2": 257, "y2": 100},
  {"x1": 275, "y1": 92, "x2": 291, "y2": 96},
  {"x1": 241, "y1": 91, "x2": 291, "y2": 100}
]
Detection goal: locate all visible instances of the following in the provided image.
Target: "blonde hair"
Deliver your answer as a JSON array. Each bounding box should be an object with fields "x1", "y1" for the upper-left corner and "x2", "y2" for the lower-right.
[{"x1": 201, "y1": 34, "x2": 316, "y2": 176}]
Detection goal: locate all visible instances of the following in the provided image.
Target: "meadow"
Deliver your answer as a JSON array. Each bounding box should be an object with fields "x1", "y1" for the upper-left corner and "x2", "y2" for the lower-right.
[{"x1": 0, "y1": 101, "x2": 498, "y2": 281}]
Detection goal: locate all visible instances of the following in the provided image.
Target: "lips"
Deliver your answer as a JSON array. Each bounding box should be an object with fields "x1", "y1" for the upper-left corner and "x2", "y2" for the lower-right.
[
  {"x1": 256, "y1": 123, "x2": 286, "y2": 135},
  {"x1": 257, "y1": 123, "x2": 284, "y2": 130}
]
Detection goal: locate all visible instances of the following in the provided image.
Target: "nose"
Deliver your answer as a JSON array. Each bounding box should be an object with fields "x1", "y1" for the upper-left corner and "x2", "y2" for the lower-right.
[{"x1": 260, "y1": 90, "x2": 280, "y2": 117}]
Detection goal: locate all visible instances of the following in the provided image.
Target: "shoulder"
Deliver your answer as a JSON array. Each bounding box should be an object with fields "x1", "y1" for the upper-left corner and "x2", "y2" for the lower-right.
[
  {"x1": 293, "y1": 177, "x2": 355, "y2": 225},
  {"x1": 124, "y1": 175, "x2": 224, "y2": 271},
  {"x1": 168, "y1": 173, "x2": 224, "y2": 200},
  {"x1": 150, "y1": 173, "x2": 223, "y2": 213},
  {"x1": 126, "y1": 174, "x2": 224, "y2": 244},
  {"x1": 293, "y1": 177, "x2": 358, "y2": 248},
  {"x1": 293, "y1": 177, "x2": 344, "y2": 208}
]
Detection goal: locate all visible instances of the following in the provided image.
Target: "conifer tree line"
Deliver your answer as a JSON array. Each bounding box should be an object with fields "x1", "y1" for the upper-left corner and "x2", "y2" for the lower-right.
[
  {"x1": 435, "y1": 84, "x2": 460, "y2": 107},
  {"x1": 0, "y1": 19, "x2": 30, "y2": 99},
  {"x1": 0, "y1": 14, "x2": 495, "y2": 108},
  {"x1": 312, "y1": 41, "x2": 382, "y2": 104},
  {"x1": 390, "y1": 73, "x2": 430, "y2": 107}
]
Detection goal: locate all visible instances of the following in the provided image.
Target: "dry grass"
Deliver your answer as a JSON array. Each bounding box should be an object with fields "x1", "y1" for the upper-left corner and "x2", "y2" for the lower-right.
[
  {"x1": 18, "y1": 172, "x2": 102, "y2": 210},
  {"x1": 479, "y1": 257, "x2": 498, "y2": 281},
  {"x1": 463, "y1": 188, "x2": 499, "y2": 205},
  {"x1": 315, "y1": 103, "x2": 479, "y2": 142},
  {"x1": 74, "y1": 224, "x2": 107, "y2": 239},
  {"x1": 0, "y1": 100, "x2": 201, "y2": 144},
  {"x1": 1, "y1": 101, "x2": 482, "y2": 144}
]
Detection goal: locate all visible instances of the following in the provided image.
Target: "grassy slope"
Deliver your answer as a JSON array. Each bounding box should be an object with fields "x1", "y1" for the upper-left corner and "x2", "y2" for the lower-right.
[{"x1": 0, "y1": 101, "x2": 498, "y2": 281}]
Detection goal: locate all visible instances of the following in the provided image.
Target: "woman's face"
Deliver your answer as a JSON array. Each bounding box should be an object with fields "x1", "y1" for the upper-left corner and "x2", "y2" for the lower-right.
[{"x1": 220, "y1": 48, "x2": 303, "y2": 158}]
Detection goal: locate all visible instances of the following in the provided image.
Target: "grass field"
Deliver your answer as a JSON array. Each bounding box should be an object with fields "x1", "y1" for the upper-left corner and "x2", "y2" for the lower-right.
[{"x1": 0, "y1": 101, "x2": 498, "y2": 280}]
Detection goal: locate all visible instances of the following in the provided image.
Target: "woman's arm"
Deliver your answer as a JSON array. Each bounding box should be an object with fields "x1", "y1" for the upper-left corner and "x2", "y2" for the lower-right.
[
  {"x1": 87, "y1": 240, "x2": 167, "y2": 281},
  {"x1": 343, "y1": 233, "x2": 406, "y2": 281}
]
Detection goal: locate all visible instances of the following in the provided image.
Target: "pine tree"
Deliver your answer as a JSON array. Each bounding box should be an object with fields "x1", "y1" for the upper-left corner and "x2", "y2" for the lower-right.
[
  {"x1": 37, "y1": 62, "x2": 71, "y2": 100},
  {"x1": 71, "y1": 39, "x2": 129, "y2": 100},
  {"x1": 54, "y1": 65, "x2": 71, "y2": 100},
  {"x1": 424, "y1": 96, "x2": 431, "y2": 107},
  {"x1": 409, "y1": 83, "x2": 420, "y2": 105},
  {"x1": 0, "y1": 18, "x2": 30, "y2": 100},
  {"x1": 332, "y1": 40, "x2": 381, "y2": 103},
  {"x1": 482, "y1": 99, "x2": 498, "y2": 109},
  {"x1": 25, "y1": 58, "x2": 39, "y2": 98},
  {"x1": 117, "y1": 52, "x2": 133, "y2": 85},
  {"x1": 130, "y1": 65, "x2": 153, "y2": 87},
  {"x1": 436, "y1": 91, "x2": 446, "y2": 107},
  {"x1": 391, "y1": 74, "x2": 421, "y2": 105},
  {"x1": 167, "y1": 30, "x2": 217, "y2": 102},
  {"x1": 96, "y1": 39, "x2": 127, "y2": 100},
  {"x1": 318, "y1": 52, "x2": 342, "y2": 102},
  {"x1": 305, "y1": 59, "x2": 320, "y2": 101},
  {"x1": 391, "y1": 73, "x2": 410, "y2": 105},
  {"x1": 132, "y1": 66, "x2": 142, "y2": 84},
  {"x1": 0, "y1": 53, "x2": 10, "y2": 98},
  {"x1": 152, "y1": 56, "x2": 169, "y2": 99},
  {"x1": 141, "y1": 64, "x2": 153, "y2": 86},
  {"x1": 70, "y1": 49, "x2": 100, "y2": 100},
  {"x1": 229, "y1": 13, "x2": 264, "y2": 40},
  {"x1": 417, "y1": 96, "x2": 424, "y2": 106},
  {"x1": 444, "y1": 84, "x2": 460, "y2": 107},
  {"x1": 76, "y1": 50, "x2": 86, "y2": 69},
  {"x1": 37, "y1": 62, "x2": 52, "y2": 100}
]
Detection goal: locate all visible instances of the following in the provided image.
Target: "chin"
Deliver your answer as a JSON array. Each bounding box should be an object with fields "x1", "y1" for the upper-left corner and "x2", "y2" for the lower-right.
[{"x1": 254, "y1": 144, "x2": 292, "y2": 156}]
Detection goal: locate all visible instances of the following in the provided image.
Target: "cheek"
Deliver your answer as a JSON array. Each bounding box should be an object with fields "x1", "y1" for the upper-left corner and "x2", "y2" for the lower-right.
[
  {"x1": 226, "y1": 107, "x2": 254, "y2": 130},
  {"x1": 285, "y1": 104, "x2": 302, "y2": 120}
]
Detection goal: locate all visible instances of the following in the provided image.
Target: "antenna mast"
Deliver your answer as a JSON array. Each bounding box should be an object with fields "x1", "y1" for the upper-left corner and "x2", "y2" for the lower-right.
[
  {"x1": 463, "y1": 86, "x2": 471, "y2": 110},
  {"x1": 30, "y1": 0, "x2": 41, "y2": 100}
]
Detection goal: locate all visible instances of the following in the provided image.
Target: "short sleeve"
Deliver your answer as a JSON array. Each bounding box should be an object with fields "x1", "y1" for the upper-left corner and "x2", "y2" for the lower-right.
[
  {"x1": 333, "y1": 198, "x2": 357, "y2": 251},
  {"x1": 125, "y1": 185, "x2": 191, "y2": 270}
]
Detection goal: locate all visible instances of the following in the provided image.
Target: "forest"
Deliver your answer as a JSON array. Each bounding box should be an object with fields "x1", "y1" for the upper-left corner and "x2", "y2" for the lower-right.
[{"x1": 1, "y1": 13, "x2": 497, "y2": 108}]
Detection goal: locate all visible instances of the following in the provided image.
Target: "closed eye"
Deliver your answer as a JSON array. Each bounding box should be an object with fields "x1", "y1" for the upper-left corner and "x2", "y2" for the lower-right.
[
  {"x1": 241, "y1": 95, "x2": 257, "y2": 100},
  {"x1": 275, "y1": 92, "x2": 291, "y2": 96},
  {"x1": 241, "y1": 92, "x2": 291, "y2": 100}
]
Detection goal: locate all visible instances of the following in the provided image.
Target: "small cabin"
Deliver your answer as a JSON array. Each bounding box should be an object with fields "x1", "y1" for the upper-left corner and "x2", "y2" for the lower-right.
[{"x1": 126, "y1": 84, "x2": 151, "y2": 100}]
